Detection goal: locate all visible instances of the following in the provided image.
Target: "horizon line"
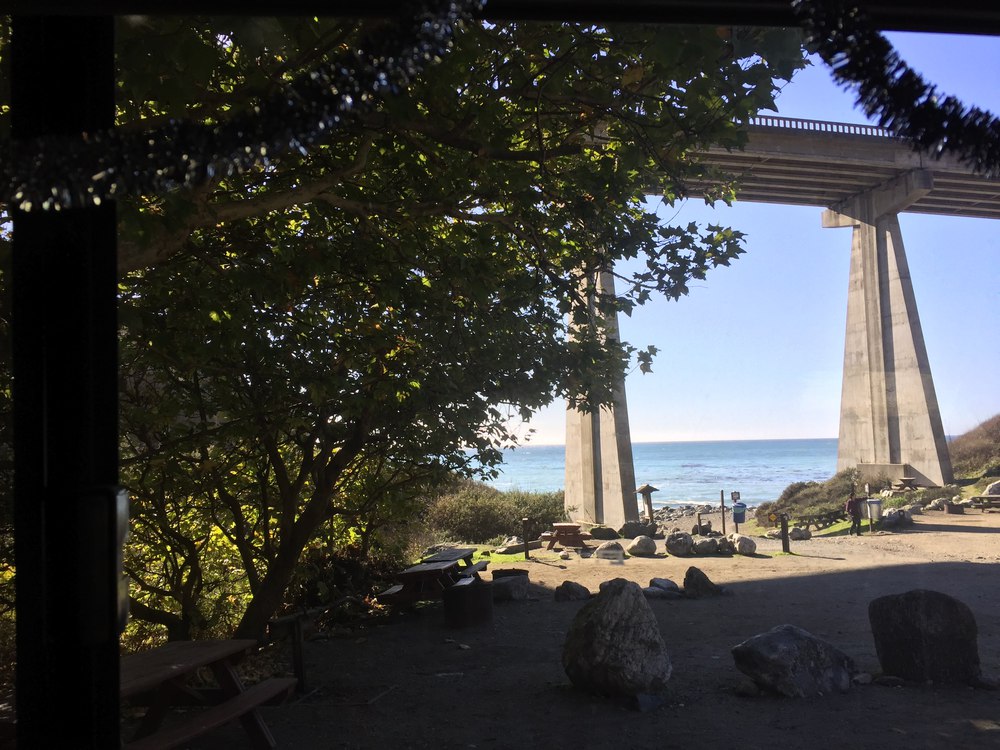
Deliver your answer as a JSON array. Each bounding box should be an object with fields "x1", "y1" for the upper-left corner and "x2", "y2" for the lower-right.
[{"x1": 515, "y1": 435, "x2": 840, "y2": 447}]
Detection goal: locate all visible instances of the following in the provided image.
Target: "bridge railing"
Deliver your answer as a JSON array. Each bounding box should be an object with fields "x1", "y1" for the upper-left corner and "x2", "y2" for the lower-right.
[{"x1": 747, "y1": 115, "x2": 895, "y2": 138}]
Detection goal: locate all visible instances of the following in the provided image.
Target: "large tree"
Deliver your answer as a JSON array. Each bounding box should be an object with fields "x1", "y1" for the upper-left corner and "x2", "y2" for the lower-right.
[{"x1": 6, "y1": 16, "x2": 806, "y2": 639}]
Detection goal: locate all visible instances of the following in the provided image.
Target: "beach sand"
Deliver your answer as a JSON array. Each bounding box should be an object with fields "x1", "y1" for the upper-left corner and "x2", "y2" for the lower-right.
[{"x1": 186, "y1": 508, "x2": 1000, "y2": 750}]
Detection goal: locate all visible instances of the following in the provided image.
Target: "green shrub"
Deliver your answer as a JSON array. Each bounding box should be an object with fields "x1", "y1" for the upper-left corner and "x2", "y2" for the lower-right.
[
  {"x1": 424, "y1": 480, "x2": 566, "y2": 543},
  {"x1": 758, "y1": 469, "x2": 881, "y2": 525},
  {"x1": 949, "y1": 414, "x2": 1000, "y2": 479}
]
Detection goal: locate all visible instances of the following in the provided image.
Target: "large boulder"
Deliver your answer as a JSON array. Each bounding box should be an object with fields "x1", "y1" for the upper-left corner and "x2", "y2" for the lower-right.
[
  {"x1": 491, "y1": 573, "x2": 529, "y2": 602},
  {"x1": 626, "y1": 535, "x2": 657, "y2": 557},
  {"x1": 594, "y1": 540, "x2": 626, "y2": 562},
  {"x1": 682, "y1": 566, "x2": 724, "y2": 598},
  {"x1": 562, "y1": 579, "x2": 672, "y2": 701},
  {"x1": 715, "y1": 537, "x2": 735, "y2": 555},
  {"x1": 789, "y1": 527, "x2": 812, "y2": 541},
  {"x1": 665, "y1": 531, "x2": 693, "y2": 557},
  {"x1": 619, "y1": 521, "x2": 658, "y2": 539},
  {"x1": 649, "y1": 578, "x2": 681, "y2": 594},
  {"x1": 644, "y1": 577, "x2": 683, "y2": 601},
  {"x1": 692, "y1": 537, "x2": 719, "y2": 555},
  {"x1": 691, "y1": 520, "x2": 712, "y2": 536},
  {"x1": 729, "y1": 533, "x2": 757, "y2": 556},
  {"x1": 985, "y1": 480, "x2": 1000, "y2": 496},
  {"x1": 868, "y1": 589, "x2": 981, "y2": 684},
  {"x1": 732, "y1": 624, "x2": 855, "y2": 698},
  {"x1": 554, "y1": 580, "x2": 592, "y2": 602},
  {"x1": 589, "y1": 525, "x2": 620, "y2": 540}
]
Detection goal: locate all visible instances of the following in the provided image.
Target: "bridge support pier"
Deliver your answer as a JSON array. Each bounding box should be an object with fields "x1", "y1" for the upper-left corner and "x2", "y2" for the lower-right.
[
  {"x1": 564, "y1": 269, "x2": 639, "y2": 528},
  {"x1": 823, "y1": 169, "x2": 953, "y2": 487}
]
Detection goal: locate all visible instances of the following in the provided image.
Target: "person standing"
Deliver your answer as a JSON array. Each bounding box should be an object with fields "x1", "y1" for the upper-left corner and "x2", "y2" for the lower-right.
[{"x1": 846, "y1": 493, "x2": 864, "y2": 536}]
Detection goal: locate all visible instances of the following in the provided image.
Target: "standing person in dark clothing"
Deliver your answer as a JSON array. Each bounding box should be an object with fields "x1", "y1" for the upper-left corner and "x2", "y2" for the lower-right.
[{"x1": 846, "y1": 493, "x2": 864, "y2": 536}]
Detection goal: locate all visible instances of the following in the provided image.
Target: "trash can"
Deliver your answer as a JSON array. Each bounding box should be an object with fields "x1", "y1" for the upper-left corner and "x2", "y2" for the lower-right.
[
  {"x1": 866, "y1": 499, "x2": 883, "y2": 520},
  {"x1": 732, "y1": 502, "x2": 747, "y2": 524},
  {"x1": 443, "y1": 580, "x2": 493, "y2": 628}
]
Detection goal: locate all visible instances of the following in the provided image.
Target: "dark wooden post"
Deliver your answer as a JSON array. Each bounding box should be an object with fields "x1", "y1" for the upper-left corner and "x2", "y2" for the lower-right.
[
  {"x1": 719, "y1": 489, "x2": 726, "y2": 536},
  {"x1": 635, "y1": 483, "x2": 658, "y2": 525},
  {"x1": 521, "y1": 517, "x2": 530, "y2": 560},
  {"x1": 12, "y1": 16, "x2": 121, "y2": 748},
  {"x1": 780, "y1": 514, "x2": 791, "y2": 553}
]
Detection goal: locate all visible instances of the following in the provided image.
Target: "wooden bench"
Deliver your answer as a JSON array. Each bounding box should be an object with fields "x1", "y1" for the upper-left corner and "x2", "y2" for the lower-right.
[
  {"x1": 542, "y1": 524, "x2": 593, "y2": 549},
  {"x1": 126, "y1": 677, "x2": 296, "y2": 750},
  {"x1": 795, "y1": 511, "x2": 848, "y2": 530},
  {"x1": 458, "y1": 560, "x2": 488, "y2": 578},
  {"x1": 968, "y1": 496, "x2": 1000, "y2": 512},
  {"x1": 121, "y1": 639, "x2": 295, "y2": 750}
]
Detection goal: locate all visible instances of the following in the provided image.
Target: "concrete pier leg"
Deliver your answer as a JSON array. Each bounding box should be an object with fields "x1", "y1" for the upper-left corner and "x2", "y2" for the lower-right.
[
  {"x1": 824, "y1": 170, "x2": 953, "y2": 487},
  {"x1": 564, "y1": 269, "x2": 639, "y2": 528}
]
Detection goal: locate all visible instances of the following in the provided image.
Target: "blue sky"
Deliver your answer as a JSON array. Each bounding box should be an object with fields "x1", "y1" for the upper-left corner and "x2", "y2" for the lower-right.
[{"x1": 520, "y1": 31, "x2": 1000, "y2": 445}]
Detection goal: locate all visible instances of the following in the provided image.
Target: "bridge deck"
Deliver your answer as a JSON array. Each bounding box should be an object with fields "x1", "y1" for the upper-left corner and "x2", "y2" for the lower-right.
[{"x1": 690, "y1": 116, "x2": 1000, "y2": 220}]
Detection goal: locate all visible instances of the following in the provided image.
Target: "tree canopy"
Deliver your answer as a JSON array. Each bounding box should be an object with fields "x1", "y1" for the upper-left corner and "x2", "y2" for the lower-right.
[{"x1": 4, "y1": 16, "x2": 806, "y2": 639}]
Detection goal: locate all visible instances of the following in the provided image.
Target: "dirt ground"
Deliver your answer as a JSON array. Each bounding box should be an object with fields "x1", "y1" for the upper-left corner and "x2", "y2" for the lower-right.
[{"x1": 186, "y1": 509, "x2": 1000, "y2": 750}]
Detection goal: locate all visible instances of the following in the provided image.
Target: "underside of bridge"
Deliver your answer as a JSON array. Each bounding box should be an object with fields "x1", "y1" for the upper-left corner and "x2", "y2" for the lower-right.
[{"x1": 565, "y1": 121, "x2": 992, "y2": 519}]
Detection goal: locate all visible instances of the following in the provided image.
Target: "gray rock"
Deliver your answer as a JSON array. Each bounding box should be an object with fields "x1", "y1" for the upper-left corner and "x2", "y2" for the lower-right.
[
  {"x1": 691, "y1": 520, "x2": 712, "y2": 536},
  {"x1": 879, "y1": 509, "x2": 912, "y2": 528},
  {"x1": 729, "y1": 533, "x2": 757, "y2": 556},
  {"x1": 868, "y1": 589, "x2": 981, "y2": 684},
  {"x1": 562, "y1": 578, "x2": 672, "y2": 699},
  {"x1": 665, "y1": 531, "x2": 693, "y2": 557},
  {"x1": 554, "y1": 580, "x2": 591, "y2": 602},
  {"x1": 692, "y1": 537, "x2": 719, "y2": 555},
  {"x1": 626, "y1": 535, "x2": 657, "y2": 557},
  {"x1": 493, "y1": 539, "x2": 542, "y2": 554},
  {"x1": 594, "y1": 540, "x2": 625, "y2": 562},
  {"x1": 491, "y1": 573, "x2": 529, "y2": 602},
  {"x1": 716, "y1": 537, "x2": 735, "y2": 555},
  {"x1": 731, "y1": 624, "x2": 855, "y2": 698},
  {"x1": 648, "y1": 577, "x2": 680, "y2": 592},
  {"x1": 589, "y1": 525, "x2": 620, "y2": 540},
  {"x1": 619, "y1": 521, "x2": 658, "y2": 539},
  {"x1": 985, "y1": 480, "x2": 1000, "y2": 496},
  {"x1": 789, "y1": 527, "x2": 811, "y2": 541},
  {"x1": 682, "y1": 566, "x2": 724, "y2": 598}
]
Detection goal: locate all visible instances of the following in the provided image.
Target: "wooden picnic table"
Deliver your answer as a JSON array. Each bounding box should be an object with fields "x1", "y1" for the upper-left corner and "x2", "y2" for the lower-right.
[
  {"x1": 120, "y1": 639, "x2": 296, "y2": 750},
  {"x1": 378, "y1": 550, "x2": 489, "y2": 606},
  {"x1": 895, "y1": 476, "x2": 919, "y2": 490},
  {"x1": 968, "y1": 496, "x2": 1000, "y2": 512},
  {"x1": 378, "y1": 559, "x2": 465, "y2": 606},
  {"x1": 421, "y1": 547, "x2": 487, "y2": 578},
  {"x1": 543, "y1": 522, "x2": 592, "y2": 550}
]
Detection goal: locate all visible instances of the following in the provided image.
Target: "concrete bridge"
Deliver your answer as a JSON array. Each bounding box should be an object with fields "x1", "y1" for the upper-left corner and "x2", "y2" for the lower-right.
[{"x1": 567, "y1": 116, "x2": 1000, "y2": 527}]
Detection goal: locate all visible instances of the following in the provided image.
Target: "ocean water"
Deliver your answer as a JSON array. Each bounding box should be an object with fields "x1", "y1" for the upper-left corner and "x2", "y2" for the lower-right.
[{"x1": 484, "y1": 438, "x2": 839, "y2": 508}]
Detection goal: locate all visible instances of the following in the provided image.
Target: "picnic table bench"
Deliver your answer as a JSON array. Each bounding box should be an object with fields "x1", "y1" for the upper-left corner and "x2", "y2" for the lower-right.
[
  {"x1": 968, "y1": 496, "x2": 1000, "y2": 512},
  {"x1": 377, "y1": 548, "x2": 488, "y2": 607},
  {"x1": 540, "y1": 523, "x2": 592, "y2": 549},
  {"x1": 420, "y1": 547, "x2": 488, "y2": 578},
  {"x1": 795, "y1": 511, "x2": 848, "y2": 531},
  {"x1": 121, "y1": 639, "x2": 295, "y2": 750}
]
